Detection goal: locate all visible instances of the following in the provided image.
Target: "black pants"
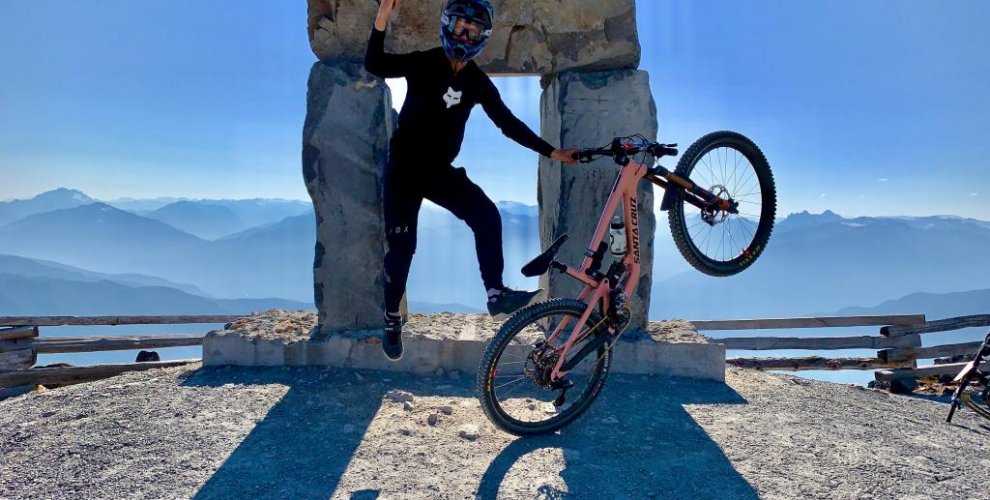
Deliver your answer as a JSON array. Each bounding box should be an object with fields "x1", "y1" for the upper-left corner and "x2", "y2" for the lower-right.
[{"x1": 383, "y1": 158, "x2": 504, "y2": 313}]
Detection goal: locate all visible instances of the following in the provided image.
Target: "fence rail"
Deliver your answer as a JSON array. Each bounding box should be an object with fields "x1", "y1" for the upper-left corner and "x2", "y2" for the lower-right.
[
  {"x1": 0, "y1": 315, "x2": 243, "y2": 327},
  {"x1": 33, "y1": 334, "x2": 206, "y2": 354},
  {"x1": 726, "y1": 356, "x2": 913, "y2": 371},
  {"x1": 695, "y1": 313, "x2": 990, "y2": 385},
  {"x1": 692, "y1": 314, "x2": 925, "y2": 331},
  {"x1": 875, "y1": 361, "x2": 990, "y2": 382},
  {"x1": 881, "y1": 315, "x2": 990, "y2": 337},
  {"x1": 717, "y1": 333, "x2": 920, "y2": 351},
  {"x1": 0, "y1": 315, "x2": 243, "y2": 393}
]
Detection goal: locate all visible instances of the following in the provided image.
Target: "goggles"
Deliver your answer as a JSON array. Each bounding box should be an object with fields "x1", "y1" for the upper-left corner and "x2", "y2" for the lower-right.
[{"x1": 442, "y1": 14, "x2": 492, "y2": 44}]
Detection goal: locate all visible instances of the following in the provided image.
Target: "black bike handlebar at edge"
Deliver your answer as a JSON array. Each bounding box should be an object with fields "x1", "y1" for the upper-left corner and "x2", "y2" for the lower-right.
[{"x1": 570, "y1": 137, "x2": 678, "y2": 164}]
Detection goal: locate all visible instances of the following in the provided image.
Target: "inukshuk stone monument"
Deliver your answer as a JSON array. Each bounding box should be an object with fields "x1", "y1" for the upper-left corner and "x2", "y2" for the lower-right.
[{"x1": 303, "y1": 0, "x2": 656, "y2": 336}]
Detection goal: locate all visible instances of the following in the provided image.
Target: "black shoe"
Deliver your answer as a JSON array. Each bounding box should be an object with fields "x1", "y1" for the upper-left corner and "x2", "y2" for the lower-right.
[
  {"x1": 487, "y1": 287, "x2": 543, "y2": 321},
  {"x1": 382, "y1": 313, "x2": 403, "y2": 361}
]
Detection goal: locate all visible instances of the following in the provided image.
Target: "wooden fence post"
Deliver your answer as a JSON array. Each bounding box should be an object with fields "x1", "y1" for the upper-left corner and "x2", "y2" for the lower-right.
[{"x1": 0, "y1": 326, "x2": 38, "y2": 372}]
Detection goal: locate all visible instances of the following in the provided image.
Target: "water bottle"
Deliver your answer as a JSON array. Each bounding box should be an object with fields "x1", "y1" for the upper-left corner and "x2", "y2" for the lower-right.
[{"x1": 609, "y1": 214, "x2": 627, "y2": 256}]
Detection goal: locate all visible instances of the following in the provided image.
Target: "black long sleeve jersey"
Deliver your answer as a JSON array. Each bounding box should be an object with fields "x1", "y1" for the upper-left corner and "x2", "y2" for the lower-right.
[{"x1": 364, "y1": 27, "x2": 555, "y2": 166}]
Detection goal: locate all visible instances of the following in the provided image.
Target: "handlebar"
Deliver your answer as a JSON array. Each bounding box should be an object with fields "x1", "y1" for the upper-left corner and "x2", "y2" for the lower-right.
[{"x1": 570, "y1": 137, "x2": 678, "y2": 164}]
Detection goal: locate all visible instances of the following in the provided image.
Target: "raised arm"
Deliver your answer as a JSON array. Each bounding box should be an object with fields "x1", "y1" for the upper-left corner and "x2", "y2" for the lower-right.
[{"x1": 364, "y1": 0, "x2": 422, "y2": 78}]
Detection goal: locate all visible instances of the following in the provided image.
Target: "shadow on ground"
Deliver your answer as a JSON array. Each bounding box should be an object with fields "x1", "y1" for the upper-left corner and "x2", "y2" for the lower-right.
[
  {"x1": 181, "y1": 367, "x2": 755, "y2": 499},
  {"x1": 476, "y1": 376, "x2": 756, "y2": 499}
]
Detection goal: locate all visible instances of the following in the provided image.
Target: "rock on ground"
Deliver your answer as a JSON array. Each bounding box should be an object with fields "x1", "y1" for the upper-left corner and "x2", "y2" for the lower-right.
[{"x1": 3, "y1": 364, "x2": 989, "y2": 499}]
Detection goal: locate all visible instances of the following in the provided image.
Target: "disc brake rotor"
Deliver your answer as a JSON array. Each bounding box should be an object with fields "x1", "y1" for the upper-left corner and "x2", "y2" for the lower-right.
[{"x1": 701, "y1": 185, "x2": 733, "y2": 226}]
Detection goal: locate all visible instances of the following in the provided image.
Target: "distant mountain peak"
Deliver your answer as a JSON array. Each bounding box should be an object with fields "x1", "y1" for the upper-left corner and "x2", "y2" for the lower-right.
[
  {"x1": 0, "y1": 188, "x2": 101, "y2": 226},
  {"x1": 33, "y1": 188, "x2": 94, "y2": 203},
  {"x1": 495, "y1": 200, "x2": 538, "y2": 217},
  {"x1": 788, "y1": 209, "x2": 842, "y2": 218},
  {"x1": 782, "y1": 209, "x2": 844, "y2": 224}
]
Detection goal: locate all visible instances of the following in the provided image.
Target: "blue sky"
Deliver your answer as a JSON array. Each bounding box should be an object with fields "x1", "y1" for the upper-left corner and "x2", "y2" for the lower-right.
[{"x1": 1, "y1": 1, "x2": 987, "y2": 218}]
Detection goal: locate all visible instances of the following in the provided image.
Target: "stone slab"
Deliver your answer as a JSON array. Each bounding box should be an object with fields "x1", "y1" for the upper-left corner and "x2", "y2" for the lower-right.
[
  {"x1": 538, "y1": 69, "x2": 659, "y2": 334},
  {"x1": 307, "y1": 0, "x2": 640, "y2": 75},
  {"x1": 203, "y1": 310, "x2": 724, "y2": 381},
  {"x1": 303, "y1": 60, "x2": 399, "y2": 333}
]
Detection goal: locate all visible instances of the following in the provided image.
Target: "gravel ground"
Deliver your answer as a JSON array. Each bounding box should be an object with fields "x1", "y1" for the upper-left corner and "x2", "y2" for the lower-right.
[
  {"x1": 2, "y1": 364, "x2": 989, "y2": 499},
  {"x1": 213, "y1": 309, "x2": 707, "y2": 344}
]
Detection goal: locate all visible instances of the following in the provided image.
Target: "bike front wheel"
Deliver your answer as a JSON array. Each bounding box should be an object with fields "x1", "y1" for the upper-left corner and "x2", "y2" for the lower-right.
[
  {"x1": 668, "y1": 130, "x2": 777, "y2": 276},
  {"x1": 477, "y1": 298, "x2": 612, "y2": 436}
]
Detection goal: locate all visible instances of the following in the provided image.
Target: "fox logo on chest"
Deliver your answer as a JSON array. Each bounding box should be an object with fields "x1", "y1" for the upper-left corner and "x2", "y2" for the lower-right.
[{"x1": 442, "y1": 86, "x2": 463, "y2": 109}]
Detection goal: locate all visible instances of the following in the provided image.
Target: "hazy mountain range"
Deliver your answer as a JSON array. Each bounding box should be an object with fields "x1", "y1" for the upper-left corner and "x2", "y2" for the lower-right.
[
  {"x1": 0, "y1": 189, "x2": 311, "y2": 239},
  {"x1": 0, "y1": 188, "x2": 987, "y2": 322},
  {"x1": 0, "y1": 188, "x2": 96, "y2": 226},
  {"x1": 651, "y1": 210, "x2": 990, "y2": 319}
]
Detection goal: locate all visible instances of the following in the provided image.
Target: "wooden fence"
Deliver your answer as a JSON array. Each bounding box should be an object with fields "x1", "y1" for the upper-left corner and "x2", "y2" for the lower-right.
[
  {"x1": 0, "y1": 315, "x2": 244, "y2": 396},
  {"x1": 3, "y1": 312, "x2": 987, "y2": 396},
  {"x1": 695, "y1": 313, "x2": 990, "y2": 384}
]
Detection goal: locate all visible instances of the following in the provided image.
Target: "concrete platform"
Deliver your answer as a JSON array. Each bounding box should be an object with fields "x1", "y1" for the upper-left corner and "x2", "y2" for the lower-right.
[{"x1": 203, "y1": 310, "x2": 725, "y2": 381}]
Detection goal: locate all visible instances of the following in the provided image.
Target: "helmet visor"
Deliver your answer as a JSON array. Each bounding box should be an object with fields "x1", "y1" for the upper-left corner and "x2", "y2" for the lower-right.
[{"x1": 444, "y1": 15, "x2": 491, "y2": 44}]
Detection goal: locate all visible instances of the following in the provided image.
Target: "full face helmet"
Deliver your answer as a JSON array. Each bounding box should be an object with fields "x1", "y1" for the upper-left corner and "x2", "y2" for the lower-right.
[{"x1": 439, "y1": 0, "x2": 494, "y2": 62}]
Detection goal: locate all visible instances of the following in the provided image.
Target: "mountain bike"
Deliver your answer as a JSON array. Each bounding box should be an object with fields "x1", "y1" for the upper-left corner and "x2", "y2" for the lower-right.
[
  {"x1": 946, "y1": 330, "x2": 990, "y2": 422},
  {"x1": 476, "y1": 131, "x2": 777, "y2": 435}
]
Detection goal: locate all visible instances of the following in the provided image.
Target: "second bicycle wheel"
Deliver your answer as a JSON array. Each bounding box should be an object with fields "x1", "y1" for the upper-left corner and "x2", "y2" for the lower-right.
[
  {"x1": 477, "y1": 298, "x2": 612, "y2": 436},
  {"x1": 962, "y1": 387, "x2": 990, "y2": 420},
  {"x1": 668, "y1": 130, "x2": 777, "y2": 276}
]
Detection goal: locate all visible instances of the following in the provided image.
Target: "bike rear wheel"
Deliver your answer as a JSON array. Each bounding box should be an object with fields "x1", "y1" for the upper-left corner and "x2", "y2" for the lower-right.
[
  {"x1": 477, "y1": 298, "x2": 612, "y2": 436},
  {"x1": 961, "y1": 388, "x2": 990, "y2": 420},
  {"x1": 668, "y1": 130, "x2": 777, "y2": 276}
]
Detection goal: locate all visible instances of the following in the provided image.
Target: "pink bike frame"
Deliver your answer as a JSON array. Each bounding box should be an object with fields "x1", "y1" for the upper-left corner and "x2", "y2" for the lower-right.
[{"x1": 544, "y1": 156, "x2": 652, "y2": 380}]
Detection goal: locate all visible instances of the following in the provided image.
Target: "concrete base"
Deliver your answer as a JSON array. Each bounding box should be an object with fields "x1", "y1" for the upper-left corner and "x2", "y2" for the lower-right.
[{"x1": 203, "y1": 311, "x2": 725, "y2": 381}]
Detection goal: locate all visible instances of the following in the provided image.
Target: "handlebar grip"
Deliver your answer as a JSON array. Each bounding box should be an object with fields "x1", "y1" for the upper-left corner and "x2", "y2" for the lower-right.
[
  {"x1": 649, "y1": 144, "x2": 679, "y2": 158},
  {"x1": 573, "y1": 150, "x2": 599, "y2": 163}
]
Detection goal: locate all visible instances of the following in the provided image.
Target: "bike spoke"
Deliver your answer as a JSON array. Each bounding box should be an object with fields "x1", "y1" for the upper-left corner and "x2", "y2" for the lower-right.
[{"x1": 494, "y1": 376, "x2": 528, "y2": 391}]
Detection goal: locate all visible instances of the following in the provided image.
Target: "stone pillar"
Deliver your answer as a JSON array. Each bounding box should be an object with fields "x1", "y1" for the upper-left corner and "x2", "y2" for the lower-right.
[
  {"x1": 302, "y1": 60, "x2": 401, "y2": 334},
  {"x1": 539, "y1": 69, "x2": 658, "y2": 335}
]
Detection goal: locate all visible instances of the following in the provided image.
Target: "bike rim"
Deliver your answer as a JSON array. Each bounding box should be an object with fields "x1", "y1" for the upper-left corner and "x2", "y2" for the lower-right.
[
  {"x1": 486, "y1": 309, "x2": 607, "y2": 428},
  {"x1": 681, "y1": 144, "x2": 768, "y2": 264}
]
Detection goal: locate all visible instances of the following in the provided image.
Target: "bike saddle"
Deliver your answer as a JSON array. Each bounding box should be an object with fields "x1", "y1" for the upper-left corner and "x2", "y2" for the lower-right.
[{"x1": 521, "y1": 234, "x2": 568, "y2": 277}]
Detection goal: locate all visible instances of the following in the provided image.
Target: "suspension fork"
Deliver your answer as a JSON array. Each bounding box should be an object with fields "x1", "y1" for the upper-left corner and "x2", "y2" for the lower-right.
[{"x1": 650, "y1": 169, "x2": 740, "y2": 214}]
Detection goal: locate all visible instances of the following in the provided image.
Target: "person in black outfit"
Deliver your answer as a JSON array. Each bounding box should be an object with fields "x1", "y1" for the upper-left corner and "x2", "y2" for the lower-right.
[{"x1": 365, "y1": 0, "x2": 577, "y2": 360}]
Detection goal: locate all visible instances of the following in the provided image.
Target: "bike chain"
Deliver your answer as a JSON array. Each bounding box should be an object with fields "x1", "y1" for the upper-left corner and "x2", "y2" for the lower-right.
[{"x1": 557, "y1": 314, "x2": 633, "y2": 377}]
